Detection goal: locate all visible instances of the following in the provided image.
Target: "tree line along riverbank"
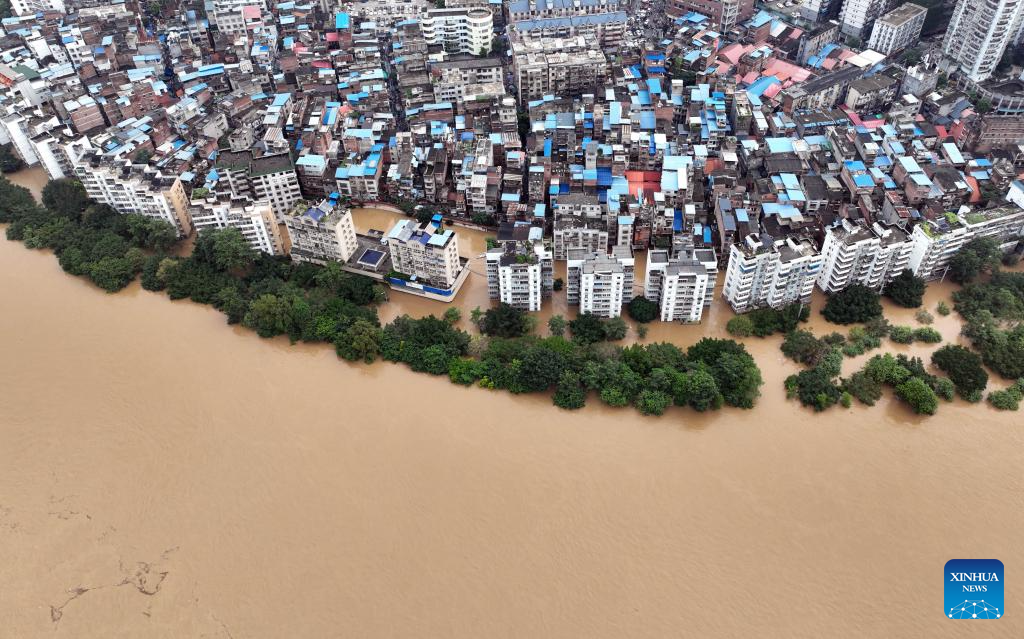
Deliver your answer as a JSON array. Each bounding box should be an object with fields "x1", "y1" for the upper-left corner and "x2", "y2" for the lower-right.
[
  {"x1": 722, "y1": 247, "x2": 1024, "y2": 414},
  {"x1": 0, "y1": 177, "x2": 763, "y2": 417},
  {"x1": 2, "y1": 176, "x2": 1021, "y2": 418}
]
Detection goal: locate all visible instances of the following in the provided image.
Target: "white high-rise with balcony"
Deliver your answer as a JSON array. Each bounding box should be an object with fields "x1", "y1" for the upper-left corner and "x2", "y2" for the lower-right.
[
  {"x1": 816, "y1": 219, "x2": 913, "y2": 294},
  {"x1": 421, "y1": 8, "x2": 493, "y2": 55},
  {"x1": 942, "y1": 0, "x2": 1024, "y2": 82},
  {"x1": 838, "y1": 0, "x2": 895, "y2": 39},
  {"x1": 566, "y1": 247, "x2": 634, "y2": 318},
  {"x1": 722, "y1": 234, "x2": 824, "y2": 313}
]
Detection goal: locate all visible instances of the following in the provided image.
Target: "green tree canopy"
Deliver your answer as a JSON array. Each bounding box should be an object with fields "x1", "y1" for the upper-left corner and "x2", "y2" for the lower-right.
[
  {"x1": 626, "y1": 296, "x2": 659, "y2": 323},
  {"x1": 480, "y1": 303, "x2": 530, "y2": 338},
  {"x1": 885, "y1": 270, "x2": 926, "y2": 308},
  {"x1": 822, "y1": 285, "x2": 883, "y2": 324},
  {"x1": 932, "y1": 344, "x2": 988, "y2": 398},
  {"x1": 42, "y1": 179, "x2": 91, "y2": 220}
]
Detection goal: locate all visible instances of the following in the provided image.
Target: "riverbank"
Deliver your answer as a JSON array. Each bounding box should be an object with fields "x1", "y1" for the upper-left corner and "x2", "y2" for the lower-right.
[
  {"x1": 0, "y1": 175, "x2": 765, "y2": 418},
  {"x1": 2, "y1": 212, "x2": 1023, "y2": 638},
  {"x1": 2, "y1": 171, "x2": 1018, "y2": 420}
]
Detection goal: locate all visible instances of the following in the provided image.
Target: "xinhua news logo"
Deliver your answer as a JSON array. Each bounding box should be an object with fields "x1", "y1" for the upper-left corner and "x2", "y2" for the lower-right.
[{"x1": 945, "y1": 559, "x2": 1004, "y2": 619}]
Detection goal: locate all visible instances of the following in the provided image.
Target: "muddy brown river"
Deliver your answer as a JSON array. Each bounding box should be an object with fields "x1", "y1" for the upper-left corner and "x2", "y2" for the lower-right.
[{"x1": 1, "y1": 168, "x2": 1021, "y2": 637}]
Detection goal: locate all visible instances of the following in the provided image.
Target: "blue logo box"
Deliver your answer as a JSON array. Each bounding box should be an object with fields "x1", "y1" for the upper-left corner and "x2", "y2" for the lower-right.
[{"x1": 945, "y1": 559, "x2": 1004, "y2": 619}]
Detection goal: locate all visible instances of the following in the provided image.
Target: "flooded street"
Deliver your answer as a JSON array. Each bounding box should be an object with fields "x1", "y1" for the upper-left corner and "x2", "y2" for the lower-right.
[{"x1": 0, "y1": 180, "x2": 1022, "y2": 637}]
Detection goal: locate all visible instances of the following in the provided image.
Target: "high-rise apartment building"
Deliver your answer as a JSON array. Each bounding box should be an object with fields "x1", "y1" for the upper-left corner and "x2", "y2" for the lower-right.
[
  {"x1": 816, "y1": 219, "x2": 913, "y2": 294},
  {"x1": 867, "y1": 3, "x2": 927, "y2": 55},
  {"x1": 485, "y1": 222, "x2": 553, "y2": 311},
  {"x1": 212, "y1": 151, "x2": 302, "y2": 222},
  {"x1": 722, "y1": 234, "x2": 824, "y2": 313},
  {"x1": 73, "y1": 151, "x2": 192, "y2": 237},
  {"x1": 421, "y1": 8, "x2": 493, "y2": 56},
  {"x1": 838, "y1": 0, "x2": 896, "y2": 39},
  {"x1": 509, "y1": 33, "x2": 608, "y2": 103},
  {"x1": 942, "y1": 0, "x2": 1024, "y2": 82},
  {"x1": 908, "y1": 206, "x2": 1024, "y2": 280},
  {"x1": 566, "y1": 247, "x2": 635, "y2": 318},
  {"x1": 552, "y1": 193, "x2": 610, "y2": 260},
  {"x1": 9, "y1": 0, "x2": 64, "y2": 16},
  {"x1": 284, "y1": 197, "x2": 359, "y2": 265},
  {"x1": 385, "y1": 219, "x2": 462, "y2": 289},
  {"x1": 190, "y1": 196, "x2": 282, "y2": 255},
  {"x1": 645, "y1": 246, "x2": 717, "y2": 323}
]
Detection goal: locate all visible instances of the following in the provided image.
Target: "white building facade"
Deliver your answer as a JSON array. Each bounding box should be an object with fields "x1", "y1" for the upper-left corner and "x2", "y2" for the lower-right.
[
  {"x1": 190, "y1": 197, "x2": 282, "y2": 255},
  {"x1": 386, "y1": 219, "x2": 462, "y2": 289},
  {"x1": 838, "y1": 0, "x2": 895, "y2": 39},
  {"x1": 645, "y1": 248, "x2": 716, "y2": 323},
  {"x1": 73, "y1": 153, "x2": 192, "y2": 236},
  {"x1": 908, "y1": 206, "x2": 1024, "y2": 279},
  {"x1": 284, "y1": 198, "x2": 359, "y2": 265},
  {"x1": 942, "y1": 0, "x2": 1024, "y2": 82},
  {"x1": 485, "y1": 225, "x2": 553, "y2": 311},
  {"x1": 566, "y1": 248, "x2": 634, "y2": 318},
  {"x1": 816, "y1": 219, "x2": 913, "y2": 294},
  {"x1": 421, "y1": 8, "x2": 493, "y2": 55},
  {"x1": 723, "y1": 234, "x2": 824, "y2": 313},
  {"x1": 867, "y1": 3, "x2": 927, "y2": 55}
]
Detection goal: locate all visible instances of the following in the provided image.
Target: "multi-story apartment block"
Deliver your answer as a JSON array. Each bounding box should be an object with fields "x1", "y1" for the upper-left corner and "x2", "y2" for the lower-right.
[
  {"x1": 816, "y1": 218, "x2": 913, "y2": 294},
  {"x1": 508, "y1": 0, "x2": 628, "y2": 21},
  {"x1": 189, "y1": 195, "x2": 282, "y2": 255},
  {"x1": 942, "y1": 0, "x2": 1024, "y2": 82},
  {"x1": 335, "y1": 149, "x2": 385, "y2": 203},
  {"x1": 666, "y1": 0, "x2": 755, "y2": 31},
  {"x1": 9, "y1": 0, "x2": 64, "y2": 16},
  {"x1": 283, "y1": 197, "x2": 359, "y2": 265},
  {"x1": 429, "y1": 57, "x2": 503, "y2": 103},
  {"x1": 552, "y1": 193, "x2": 610, "y2": 260},
  {"x1": 212, "y1": 151, "x2": 302, "y2": 222},
  {"x1": 645, "y1": 247, "x2": 717, "y2": 323},
  {"x1": 723, "y1": 234, "x2": 824, "y2": 313},
  {"x1": 485, "y1": 222, "x2": 553, "y2": 311},
  {"x1": 421, "y1": 7, "x2": 493, "y2": 55},
  {"x1": 509, "y1": 10, "x2": 628, "y2": 49},
  {"x1": 838, "y1": 0, "x2": 896, "y2": 39},
  {"x1": 867, "y1": 3, "x2": 927, "y2": 55},
  {"x1": 73, "y1": 152, "x2": 191, "y2": 237},
  {"x1": 566, "y1": 247, "x2": 635, "y2": 318},
  {"x1": 908, "y1": 206, "x2": 1024, "y2": 280},
  {"x1": 209, "y1": 0, "x2": 267, "y2": 34},
  {"x1": 510, "y1": 33, "x2": 608, "y2": 102},
  {"x1": 385, "y1": 219, "x2": 462, "y2": 289}
]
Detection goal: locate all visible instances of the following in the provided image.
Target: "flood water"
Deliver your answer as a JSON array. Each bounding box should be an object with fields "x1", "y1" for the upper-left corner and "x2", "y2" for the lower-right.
[{"x1": 0, "y1": 175, "x2": 1022, "y2": 637}]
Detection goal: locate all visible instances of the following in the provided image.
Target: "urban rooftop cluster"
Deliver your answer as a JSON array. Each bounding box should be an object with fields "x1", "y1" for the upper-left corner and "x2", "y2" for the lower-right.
[{"x1": 0, "y1": 0, "x2": 1022, "y2": 321}]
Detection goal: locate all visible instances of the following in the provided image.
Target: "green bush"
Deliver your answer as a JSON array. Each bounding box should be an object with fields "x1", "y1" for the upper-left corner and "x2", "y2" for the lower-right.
[
  {"x1": 480, "y1": 303, "x2": 531, "y2": 338},
  {"x1": 912, "y1": 327, "x2": 942, "y2": 343},
  {"x1": 726, "y1": 315, "x2": 754, "y2": 337},
  {"x1": 553, "y1": 371, "x2": 587, "y2": 409},
  {"x1": 896, "y1": 377, "x2": 939, "y2": 415},
  {"x1": 781, "y1": 330, "x2": 831, "y2": 366},
  {"x1": 890, "y1": 326, "x2": 914, "y2": 344},
  {"x1": 864, "y1": 354, "x2": 911, "y2": 386},
  {"x1": 635, "y1": 390, "x2": 673, "y2": 416},
  {"x1": 843, "y1": 371, "x2": 883, "y2": 406},
  {"x1": 932, "y1": 345, "x2": 988, "y2": 399},
  {"x1": 987, "y1": 388, "x2": 1021, "y2": 411},
  {"x1": 933, "y1": 378, "x2": 956, "y2": 401}
]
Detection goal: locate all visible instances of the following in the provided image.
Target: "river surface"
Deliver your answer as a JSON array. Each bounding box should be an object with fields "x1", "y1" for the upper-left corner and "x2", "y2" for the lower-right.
[{"x1": 1, "y1": 171, "x2": 1022, "y2": 637}]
